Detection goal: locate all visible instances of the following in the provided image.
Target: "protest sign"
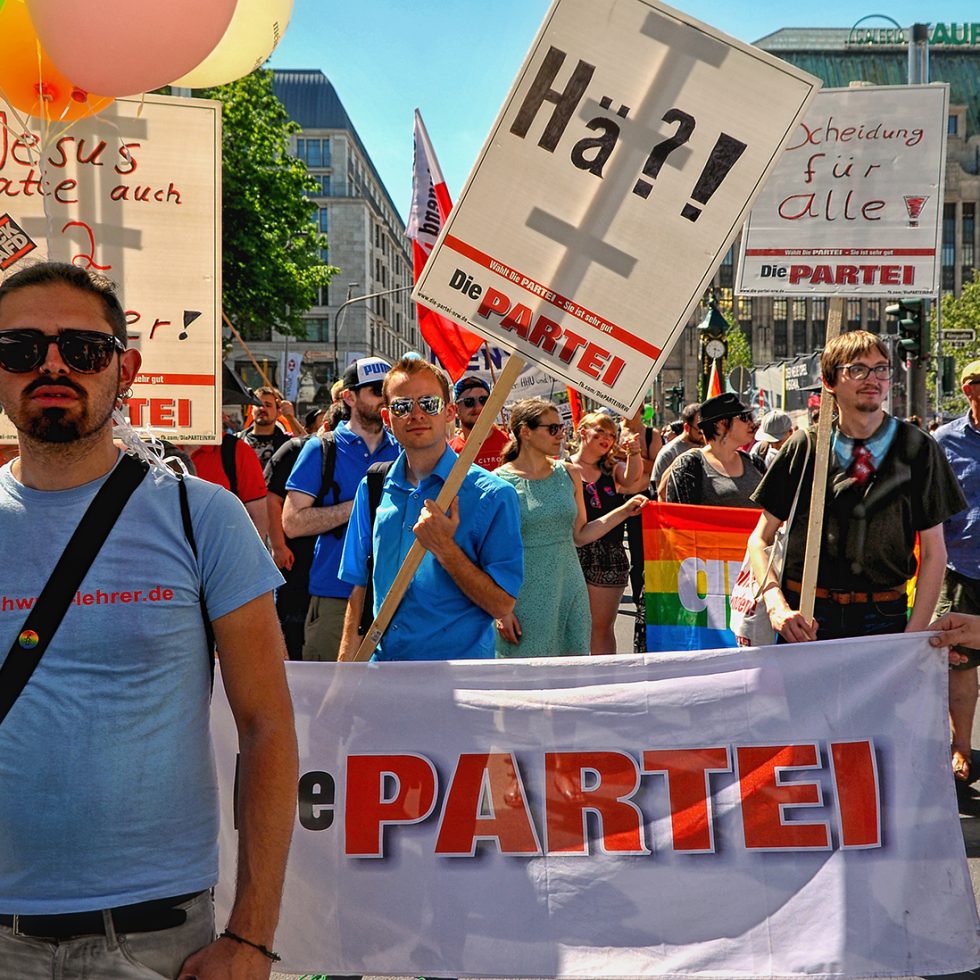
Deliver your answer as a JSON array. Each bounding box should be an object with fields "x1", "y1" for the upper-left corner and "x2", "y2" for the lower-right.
[
  {"x1": 413, "y1": 0, "x2": 819, "y2": 415},
  {"x1": 736, "y1": 84, "x2": 949, "y2": 296},
  {"x1": 212, "y1": 636, "x2": 980, "y2": 977},
  {"x1": 0, "y1": 94, "x2": 221, "y2": 441}
]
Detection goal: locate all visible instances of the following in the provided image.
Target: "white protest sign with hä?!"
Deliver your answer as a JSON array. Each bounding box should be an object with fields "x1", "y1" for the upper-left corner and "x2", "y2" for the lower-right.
[
  {"x1": 0, "y1": 94, "x2": 221, "y2": 442},
  {"x1": 413, "y1": 0, "x2": 820, "y2": 415},
  {"x1": 736, "y1": 84, "x2": 949, "y2": 296}
]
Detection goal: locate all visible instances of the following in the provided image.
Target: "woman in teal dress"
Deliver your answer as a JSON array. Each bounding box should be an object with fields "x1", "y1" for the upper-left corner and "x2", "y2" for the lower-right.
[{"x1": 494, "y1": 399, "x2": 648, "y2": 658}]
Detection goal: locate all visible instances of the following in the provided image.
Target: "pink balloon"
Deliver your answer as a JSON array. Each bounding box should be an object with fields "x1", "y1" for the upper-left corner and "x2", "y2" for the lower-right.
[{"x1": 26, "y1": 0, "x2": 238, "y2": 97}]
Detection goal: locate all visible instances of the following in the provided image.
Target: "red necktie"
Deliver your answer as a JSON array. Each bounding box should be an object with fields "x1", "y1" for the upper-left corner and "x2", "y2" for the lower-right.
[{"x1": 849, "y1": 439, "x2": 875, "y2": 486}]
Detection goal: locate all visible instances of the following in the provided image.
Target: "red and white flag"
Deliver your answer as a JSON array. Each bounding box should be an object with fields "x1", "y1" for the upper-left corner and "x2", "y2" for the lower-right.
[
  {"x1": 408, "y1": 110, "x2": 483, "y2": 381},
  {"x1": 706, "y1": 359, "x2": 723, "y2": 399}
]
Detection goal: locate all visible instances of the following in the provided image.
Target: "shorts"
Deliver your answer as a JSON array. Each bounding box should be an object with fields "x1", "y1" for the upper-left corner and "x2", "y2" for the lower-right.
[
  {"x1": 577, "y1": 536, "x2": 629, "y2": 588},
  {"x1": 303, "y1": 595, "x2": 349, "y2": 662},
  {"x1": 936, "y1": 567, "x2": 980, "y2": 671}
]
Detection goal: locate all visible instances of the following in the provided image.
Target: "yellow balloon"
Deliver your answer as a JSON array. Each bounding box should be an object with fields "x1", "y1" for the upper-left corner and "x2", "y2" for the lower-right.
[{"x1": 172, "y1": 0, "x2": 293, "y2": 88}]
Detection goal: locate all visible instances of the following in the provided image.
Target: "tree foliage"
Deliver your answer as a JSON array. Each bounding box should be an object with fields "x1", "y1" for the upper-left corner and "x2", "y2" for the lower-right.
[
  {"x1": 725, "y1": 319, "x2": 754, "y2": 372},
  {"x1": 931, "y1": 272, "x2": 980, "y2": 417},
  {"x1": 200, "y1": 70, "x2": 337, "y2": 339}
]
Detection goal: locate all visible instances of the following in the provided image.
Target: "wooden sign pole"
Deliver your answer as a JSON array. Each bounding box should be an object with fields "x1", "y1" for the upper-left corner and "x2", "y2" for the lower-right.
[
  {"x1": 352, "y1": 354, "x2": 526, "y2": 662},
  {"x1": 797, "y1": 295, "x2": 844, "y2": 623}
]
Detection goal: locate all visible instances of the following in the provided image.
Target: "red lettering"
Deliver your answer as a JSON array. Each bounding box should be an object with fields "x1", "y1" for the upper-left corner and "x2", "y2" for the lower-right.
[
  {"x1": 500, "y1": 304, "x2": 532, "y2": 339},
  {"x1": 127, "y1": 397, "x2": 148, "y2": 426},
  {"x1": 528, "y1": 315, "x2": 562, "y2": 354},
  {"x1": 544, "y1": 751, "x2": 646, "y2": 855},
  {"x1": 577, "y1": 342, "x2": 608, "y2": 378},
  {"x1": 177, "y1": 399, "x2": 191, "y2": 427},
  {"x1": 557, "y1": 329, "x2": 587, "y2": 365},
  {"x1": 811, "y1": 265, "x2": 833, "y2": 284},
  {"x1": 830, "y1": 740, "x2": 880, "y2": 848},
  {"x1": 345, "y1": 753, "x2": 437, "y2": 857},
  {"x1": 602, "y1": 355, "x2": 626, "y2": 387},
  {"x1": 737, "y1": 744, "x2": 830, "y2": 850},
  {"x1": 789, "y1": 265, "x2": 812, "y2": 285},
  {"x1": 434, "y1": 753, "x2": 541, "y2": 856},
  {"x1": 476, "y1": 287, "x2": 511, "y2": 321},
  {"x1": 835, "y1": 265, "x2": 858, "y2": 285},
  {"x1": 150, "y1": 400, "x2": 175, "y2": 427},
  {"x1": 880, "y1": 266, "x2": 901, "y2": 285},
  {"x1": 643, "y1": 748, "x2": 731, "y2": 852},
  {"x1": 902, "y1": 265, "x2": 914, "y2": 285}
]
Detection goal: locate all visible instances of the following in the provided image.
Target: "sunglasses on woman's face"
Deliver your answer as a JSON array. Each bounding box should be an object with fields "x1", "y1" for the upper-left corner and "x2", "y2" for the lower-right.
[
  {"x1": 528, "y1": 421, "x2": 563, "y2": 436},
  {"x1": 387, "y1": 394, "x2": 445, "y2": 418},
  {"x1": 735, "y1": 411, "x2": 755, "y2": 424},
  {"x1": 0, "y1": 329, "x2": 124, "y2": 374}
]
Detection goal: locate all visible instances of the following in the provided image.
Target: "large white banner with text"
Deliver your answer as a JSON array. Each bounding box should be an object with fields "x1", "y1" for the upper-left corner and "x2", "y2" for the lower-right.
[
  {"x1": 212, "y1": 635, "x2": 980, "y2": 977},
  {"x1": 413, "y1": 0, "x2": 819, "y2": 415},
  {"x1": 0, "y1": 94, "x2": 221, "y2": 441},
  {"x1": 736, "y1": 84, "x2": 949, "y2": 296}
]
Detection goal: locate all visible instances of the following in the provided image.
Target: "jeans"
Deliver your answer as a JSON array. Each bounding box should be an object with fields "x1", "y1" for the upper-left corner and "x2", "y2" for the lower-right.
[
  {"x1": 0, "y1": 890, "x2": 214, "y2": 980},
  {"x1": 783, "y1": 588, "x2": 907, "y2": 641}
]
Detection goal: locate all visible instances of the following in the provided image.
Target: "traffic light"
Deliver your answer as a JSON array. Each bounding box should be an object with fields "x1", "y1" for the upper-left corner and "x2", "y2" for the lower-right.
[
  {"x1": 666, "y1": 383, "x2": 684, "y2": 414},
  {"x1": 885, "y1": 298, "x2": 928, "y2": 360}
]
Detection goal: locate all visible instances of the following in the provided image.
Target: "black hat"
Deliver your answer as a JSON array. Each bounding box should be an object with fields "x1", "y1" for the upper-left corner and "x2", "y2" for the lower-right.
[
  {"x1": 341, "y1": 357, "x2": 391, "y2": 390},
  {"x1": 698, "y1": 392, "x2": 749, "y2": 425}
]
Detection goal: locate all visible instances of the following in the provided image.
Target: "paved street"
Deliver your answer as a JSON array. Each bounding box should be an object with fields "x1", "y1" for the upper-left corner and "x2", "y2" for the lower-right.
[{"x1": 274, "y1": 601, "x2": 980, "y2": 980}]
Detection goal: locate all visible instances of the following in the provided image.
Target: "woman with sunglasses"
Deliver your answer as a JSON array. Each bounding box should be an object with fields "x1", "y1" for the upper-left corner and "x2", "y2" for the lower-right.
[
  {"x1": 663, "y1": 392, "x2": 765, "y2": 508},
  {"x1": 494, "y1": 399, "x2": 646, "y2": 658},
  {"x1": 569, "y1": 411, "x2": 650, "y2": 655}
]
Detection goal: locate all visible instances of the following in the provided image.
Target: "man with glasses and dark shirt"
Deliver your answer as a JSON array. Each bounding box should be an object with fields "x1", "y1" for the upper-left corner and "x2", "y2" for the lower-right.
[
  {"x1": 746, "y1": 330, "x2": 965, "y2": 643},
  {"x1": 448, "y1": 375, "x2": 509, "y2": 471},
  {"x1": 283, "y1": 357, "x2": 399, "y2": 662},
  {"x1": 337, "y1": 357, "x2": 522, "y2": 662}
]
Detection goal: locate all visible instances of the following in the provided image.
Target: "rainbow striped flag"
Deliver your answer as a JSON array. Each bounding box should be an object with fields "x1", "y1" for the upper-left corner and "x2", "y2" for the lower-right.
[{"x1": 644, "y1": 502, "x2": 762, "y2": 652}]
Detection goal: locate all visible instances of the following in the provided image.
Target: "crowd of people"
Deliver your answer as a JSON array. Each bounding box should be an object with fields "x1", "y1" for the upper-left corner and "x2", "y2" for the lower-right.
[{"x1": 0, "y1": 260, "x2": 977, "y2": 978}]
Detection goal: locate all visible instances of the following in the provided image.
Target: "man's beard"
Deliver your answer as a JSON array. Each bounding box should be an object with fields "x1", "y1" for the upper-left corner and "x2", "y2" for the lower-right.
[
  {"x1": 356, "y1": 404, "x2": 383, "y2": 428},
  {"x1": 14, "y1": 371, "x2": 117, "y2": 444}
]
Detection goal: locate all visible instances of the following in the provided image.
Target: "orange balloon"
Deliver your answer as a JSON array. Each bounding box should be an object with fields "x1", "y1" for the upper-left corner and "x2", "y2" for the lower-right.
[{"x1": 0, "y1": 0, "x2": 112, "y2": 122}]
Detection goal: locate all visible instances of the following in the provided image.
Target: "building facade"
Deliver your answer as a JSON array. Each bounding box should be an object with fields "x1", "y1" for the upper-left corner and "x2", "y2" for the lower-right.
[
  {"x1": 660, "y1": 23, "x2": 980, "y2": 416},
  {"x1": 227, "y1": 69, "x2": 423, "y2": 407}
]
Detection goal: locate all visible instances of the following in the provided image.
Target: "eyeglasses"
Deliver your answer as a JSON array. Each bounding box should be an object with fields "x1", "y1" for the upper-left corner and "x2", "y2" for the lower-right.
[
  {"x1": 458, "y1": 394, "x2": 489, "y2": 408},
  {"x1": 387, "y1": 394, "x2": 445, "y2": 417},
  {"x1": 838, "y1": 363, "x2": 893, "y2": 381},
  {"x1": 528, "y1": 421, "x2": 563, "y2": 436},
  {"x1": 736, "y1": 411, "x2": 755, "y2": 424},
  {"x1": 354, "y1": 381, "x2": 384, "y2": 397},
  {"x1": 0, "y1": 329, "x2": 124, "y2": 374}
]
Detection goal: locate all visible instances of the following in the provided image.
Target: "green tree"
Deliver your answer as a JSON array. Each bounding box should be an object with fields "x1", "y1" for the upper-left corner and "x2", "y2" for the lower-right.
[
  {"x1": 725, "y1": 319, "x2": 753, "y2": 372},
  {"x1": 200, "y1": 70, "x2": 337, "y2": 340},
  {"x1": 930, "y1": 272, "x2": 980, "y2": 417}
]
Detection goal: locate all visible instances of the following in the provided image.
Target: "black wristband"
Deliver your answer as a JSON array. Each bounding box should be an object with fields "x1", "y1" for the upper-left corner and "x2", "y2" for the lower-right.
[{"x1": 220, "y1": 928, "x2": 282, "y2": 963}]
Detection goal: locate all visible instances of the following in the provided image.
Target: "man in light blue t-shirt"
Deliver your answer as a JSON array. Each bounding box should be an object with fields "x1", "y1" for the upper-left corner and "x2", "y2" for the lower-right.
[
  {"x1": 337, "y1": 357, "x2": 523, "y2": 662},
  {"x1": 0, "y1": 263, "x2": 297, "y2": 979}
]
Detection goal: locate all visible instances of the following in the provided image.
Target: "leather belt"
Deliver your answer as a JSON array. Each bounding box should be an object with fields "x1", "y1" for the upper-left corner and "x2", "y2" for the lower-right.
[
  {"x1": 784, "y1": 579, "x2": 906, "y2": 605},
  {"x1": 0, "y1": 890, "x2": 204, "y2": 941}
]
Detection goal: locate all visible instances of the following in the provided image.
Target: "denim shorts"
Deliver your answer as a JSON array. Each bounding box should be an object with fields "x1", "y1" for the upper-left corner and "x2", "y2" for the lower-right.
[{"x1": 0, "y1": 889, "x2": 214, "y2": 980}]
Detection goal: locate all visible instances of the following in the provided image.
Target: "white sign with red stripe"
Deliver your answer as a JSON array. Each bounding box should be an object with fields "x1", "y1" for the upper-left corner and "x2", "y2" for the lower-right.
[
  {"x1": 412, "y1": 0, "x2": 819, "y2": 414},
  {"x1": 0, "y1": 94, "x2": 221, "y2": 441},
  {"x1": 736, "y1": 84, "x2": 949, "y2": 296},
  {"x1": 212, "y1": 634, "x2": 980, "y2": 977}
]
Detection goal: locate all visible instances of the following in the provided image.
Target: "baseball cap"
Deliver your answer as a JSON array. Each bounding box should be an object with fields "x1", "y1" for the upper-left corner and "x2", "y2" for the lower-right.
[
  {"x1": 454, "y1": 376, "x2": 491, "y2": 399},
  {"x1": 961, "y1": 359, "x2": 980, "y2": 385},
  {"x1": 756, "y1": 410, "x2": 794, "y2": 443},
  {"x1": 698, "y1": 392, "x2": 750, "y2": 425},
  {"x1": 342, "y1": 357, "x2": 391, "y2": 390}
]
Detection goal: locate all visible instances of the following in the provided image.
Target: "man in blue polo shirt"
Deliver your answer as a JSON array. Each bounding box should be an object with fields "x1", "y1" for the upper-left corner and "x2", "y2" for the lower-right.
[
  {"x1": 283, "y1": 357, "x2": 399, "y2": 661},
  {"x1": 935, "y1": 358, "x2": 980, "y2": 784},
  {"x1": 337, "y1": 357, "x2": 523, "y2": 661}
]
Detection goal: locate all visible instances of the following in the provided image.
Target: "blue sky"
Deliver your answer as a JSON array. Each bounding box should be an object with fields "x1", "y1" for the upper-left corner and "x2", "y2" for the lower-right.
[{"x1": 270, "y1": 1, "x2": 978, "y2": 221}]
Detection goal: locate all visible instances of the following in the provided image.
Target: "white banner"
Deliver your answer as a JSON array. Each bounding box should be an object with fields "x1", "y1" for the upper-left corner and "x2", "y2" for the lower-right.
[
  {"x1": 0, "y1": 94, "x2": 221, "y2": 442},
  {"x1": 412, "y1": 0, "x2": 819, "y2": 415},
  {"x1": 736, "y1": 84, "x2": 949, "y2": 296},
  {"x1": 212, "y1": 635, "x2": 980, "y2": 977}
]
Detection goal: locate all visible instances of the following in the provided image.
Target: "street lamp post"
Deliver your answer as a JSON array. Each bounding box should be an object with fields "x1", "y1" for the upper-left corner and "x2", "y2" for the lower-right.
[{"x1": 332, "y1": 284, "x2": 414, "y2": 381}]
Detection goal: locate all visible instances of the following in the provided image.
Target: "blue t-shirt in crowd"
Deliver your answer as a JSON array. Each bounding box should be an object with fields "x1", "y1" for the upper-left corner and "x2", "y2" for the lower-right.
[
  {"x1": 285, "y1": 421, "x2": 399, "y2": 599},
  {"x1": 339, "y1": 444, "x2": 523, "y2": 661},
  {"x1": 935, "y1": 413, "x2": 980, "y2": 578},
  {"x1": 0, "y1": 456, "x2": 283, "y2": 914}
]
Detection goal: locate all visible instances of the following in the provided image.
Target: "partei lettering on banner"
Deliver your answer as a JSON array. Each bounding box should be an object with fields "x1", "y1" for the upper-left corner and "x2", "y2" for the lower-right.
[
  {"x1": 736, "y1": 84, "x2": 949, "y2": 296},
  {"x1": 0, "y1": 95, "x2": 221, "y2": 443},
  {"x1": 413, "y1": 0, "x2": 820, "y2": 416}
]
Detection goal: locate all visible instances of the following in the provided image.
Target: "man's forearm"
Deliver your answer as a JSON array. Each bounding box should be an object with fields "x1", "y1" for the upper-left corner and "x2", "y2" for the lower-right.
[
  {"x1": 282, "y1": 498, "x2": 353, "y2": 538},
  {"x1": 430, "y1": 540, "x2": 515, "y2": 620},
  {"x1": 337, "y1": 586, "x2": 366, "y2": 661},
  {"x1": 907, "y1": 531, "x2": 947, "y2": 632}
]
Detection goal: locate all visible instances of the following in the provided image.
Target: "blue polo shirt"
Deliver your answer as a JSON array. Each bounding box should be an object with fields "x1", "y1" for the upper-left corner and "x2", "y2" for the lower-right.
[
  {"x1": 286, "y1": 421, "x2": 400, "y2": 598},
  {"x1": 338, "y1": 444, "x2": 523, "y2": 661},
  {"x1": 935, "y1": 413, "x2": 980, "y2": 578}
]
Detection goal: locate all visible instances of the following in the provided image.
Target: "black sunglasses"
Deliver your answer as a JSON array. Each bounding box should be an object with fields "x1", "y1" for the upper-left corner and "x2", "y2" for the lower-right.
[
  {"x1": 0, "y1": 329, "x2": 124, "y2": 374},
  {"x1": 528, "y1": 421, "x2": 563, "y2": 436},
  {"x1": 458, "y1": 394, "x2": 489, "y2": 408},
  {"x1": 354, "y1": 381, "x2": 384, "y2": 397}
]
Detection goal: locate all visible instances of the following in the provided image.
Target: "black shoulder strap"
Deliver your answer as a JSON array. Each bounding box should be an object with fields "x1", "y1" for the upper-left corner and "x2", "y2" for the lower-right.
[
  {"x1": 0, "y1": 454, "x2": 149, "y2": 727},
  {"x1": 317, "y1": 431, "x2": 346, "y2": 539},
  {"x1": 220, "y1": 433, "x2": 238, "y2": 497},
  {"x1": 359, "y1": 460, "x2": 394, "y2": 636},
  {"x1": 178, "y1": 476, "x2": 216, "y2": 691}
]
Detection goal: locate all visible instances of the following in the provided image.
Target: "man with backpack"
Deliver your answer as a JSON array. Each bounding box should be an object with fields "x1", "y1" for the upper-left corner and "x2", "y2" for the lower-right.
[{"x1": 283, "y1": 357, "x2": 399, "y2": 661}]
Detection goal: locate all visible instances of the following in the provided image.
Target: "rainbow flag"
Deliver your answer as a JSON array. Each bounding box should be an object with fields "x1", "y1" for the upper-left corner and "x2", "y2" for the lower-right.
[{"x1": 644, "y1": 502, "x2": 761, "y2": 652}]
